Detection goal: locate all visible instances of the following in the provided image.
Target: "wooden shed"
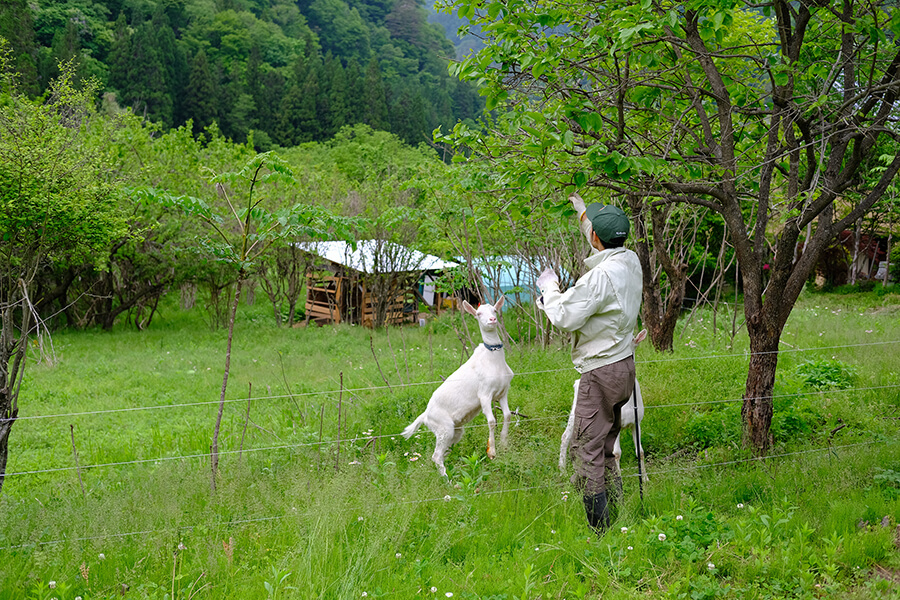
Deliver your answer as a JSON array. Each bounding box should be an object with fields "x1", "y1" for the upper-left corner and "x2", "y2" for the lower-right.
[{"x1": 299, "y1": 241, "x2": 458, "y2": 327}]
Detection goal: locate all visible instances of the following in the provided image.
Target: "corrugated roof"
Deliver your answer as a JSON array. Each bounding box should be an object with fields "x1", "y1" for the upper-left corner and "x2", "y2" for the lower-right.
[{"x1": 298, "y1": 240, "x2": 458, "y2": 274}]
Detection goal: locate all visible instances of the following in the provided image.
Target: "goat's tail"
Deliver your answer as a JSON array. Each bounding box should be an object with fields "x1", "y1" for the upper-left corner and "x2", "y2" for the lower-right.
[{"x1": 402, "y1": 412, "x2": 427, "y2": 439}]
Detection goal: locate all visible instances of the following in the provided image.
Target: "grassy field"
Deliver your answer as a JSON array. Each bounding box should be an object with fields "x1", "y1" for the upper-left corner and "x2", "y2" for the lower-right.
[{"x1": 1, "y1": 289, "x2": 899, "y2": 599}]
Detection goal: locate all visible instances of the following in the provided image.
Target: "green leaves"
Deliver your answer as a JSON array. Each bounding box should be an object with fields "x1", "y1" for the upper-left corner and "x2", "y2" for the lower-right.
[{"x1": 0, "y1": 53, "x2": 127, "y2": 268}]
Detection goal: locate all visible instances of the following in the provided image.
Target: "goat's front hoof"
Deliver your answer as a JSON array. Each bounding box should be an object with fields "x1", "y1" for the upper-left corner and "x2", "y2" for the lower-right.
[{"x1": 486, "y1": 445, "x2": 496, "y2": 460}]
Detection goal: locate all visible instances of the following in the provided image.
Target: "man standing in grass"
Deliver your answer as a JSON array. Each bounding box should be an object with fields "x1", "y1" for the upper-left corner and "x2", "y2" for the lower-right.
[{"x1": 535, "y1": 193, "x2": 643, "y2": 532}]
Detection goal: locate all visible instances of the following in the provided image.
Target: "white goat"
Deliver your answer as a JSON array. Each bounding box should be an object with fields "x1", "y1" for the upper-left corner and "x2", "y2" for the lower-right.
[
  {"x1": 559, "y1": 329, "x2": 649, "y2": 482},
  {"x1": 403, "y1": 297, "x2": 514, "y2": 477}
]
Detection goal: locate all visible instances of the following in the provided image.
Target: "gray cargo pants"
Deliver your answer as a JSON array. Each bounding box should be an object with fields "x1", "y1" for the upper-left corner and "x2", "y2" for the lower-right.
[{"x1": 570, "y1": 356, "x2": 636, "y2": 496}]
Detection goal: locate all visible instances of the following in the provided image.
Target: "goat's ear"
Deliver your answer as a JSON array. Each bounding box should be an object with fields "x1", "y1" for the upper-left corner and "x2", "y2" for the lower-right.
[
  {"x1": 462, "y1": 300, "x2": 478, "y2": 316},
  {"x1": 493, "y1": 295, "x2": 505, "y2": 311},
  {"x1": 634, "y1": 329, "x2": 648, "y2": 345}
]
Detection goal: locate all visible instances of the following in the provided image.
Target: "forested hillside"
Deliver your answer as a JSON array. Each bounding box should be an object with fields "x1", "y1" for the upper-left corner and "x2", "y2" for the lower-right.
[{"x1": 0, "y1": 0, "x2": 482, "y2": 147}]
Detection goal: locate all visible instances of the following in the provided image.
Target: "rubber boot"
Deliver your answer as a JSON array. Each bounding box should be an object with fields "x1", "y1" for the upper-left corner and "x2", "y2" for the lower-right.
[{"x1": 582, "y1": 491, "x2": 610, "y2": 533}]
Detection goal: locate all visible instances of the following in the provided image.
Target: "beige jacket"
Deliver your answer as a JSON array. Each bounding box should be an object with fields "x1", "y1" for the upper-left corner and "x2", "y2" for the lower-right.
[{"x1": 539, "y1": 247, "x2": 643, "y2": 373}]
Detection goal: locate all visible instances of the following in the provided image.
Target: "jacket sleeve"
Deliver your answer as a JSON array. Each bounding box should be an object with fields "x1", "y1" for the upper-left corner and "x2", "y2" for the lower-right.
[{"x1": 540, "y1": 270, "x2": 609, "y2": 332}]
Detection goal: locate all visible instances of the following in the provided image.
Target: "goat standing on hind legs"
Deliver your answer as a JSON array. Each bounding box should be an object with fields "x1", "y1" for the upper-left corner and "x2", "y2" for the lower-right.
[{"x1": 402, "y1": 296, "x2": 514, "y2": 478}]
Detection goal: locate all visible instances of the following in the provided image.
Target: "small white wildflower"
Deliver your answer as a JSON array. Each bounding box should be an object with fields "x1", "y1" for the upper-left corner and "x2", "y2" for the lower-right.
[
  {"x1": 178, "y1": 543, "x2": 186, "y2": 550},
  {"x1": 866, "y1": 329, "x2": 873, "y2": 333},
  {"x1": 551, "y1": 530, "x2": 556, "y2": 534},
  {"x1": 396, "y1": 553, "x2": 402, "y2": 559},
  {"x1": 658, "y1": 533, "x2": 667, "y2": 541},
  {"x1": 362, "y1": 593, "x2": 368, "y2": 598},
  {"x1": 98, "y1": 553, "x2": 105, "y2": 560},
  {"x1": 75, "y1": 597, "x2": 83, "y2": 600},
  {"x1": 443, "y1": 495, "x2": 452, "y2": 502},
  {"x1": 535, "y1": 547, "x2": 539, "y2": 551},
  {"x1": 707, "y1": 562, "x2": 715, "y2": 570},
  {"x1": 409, "y1": 456, "x2": 419, "y2": 462},
  {"x1": 430, "y1": 587, "x2": 437, "y2": 593},
  {"x1": 676, "y1": 515, "x2": 683, "y2": 521},
  {"x1": 737, "y1": 503, "x2": 744, "y2": 509},
  {"x1": 48, "y1": 581, "x2": 57, "y2": 589},
  {"x1": 404, "y1": 452, "x2": 409, "y2": 456},
  {"x1": 627, "y1": 546, "x2": 633, "y2": 550},
  {"x1": 621, "y1": 527, "x2": 628, "y2": 533},
  {"x1": 562, "y1": 494, "x2": 568, "y2": 501},
  {"x1": 349, "y1": 460, "x2": 361, "y2": 465},
  {"x1": 446, "y1": 594, "x2": 453, "y2": 598},
  {"x1": 358, "y1": 516, "x2": 364, "y2": 522}
]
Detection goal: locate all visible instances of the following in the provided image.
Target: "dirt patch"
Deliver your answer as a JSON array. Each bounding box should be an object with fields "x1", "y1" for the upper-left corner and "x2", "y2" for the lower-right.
[
  {"x1": 869, "y1": 305, "x2": 900, "y2": 317},
  {"x1": 874, "y1": 564, "x2": 900, "y2": 584}
]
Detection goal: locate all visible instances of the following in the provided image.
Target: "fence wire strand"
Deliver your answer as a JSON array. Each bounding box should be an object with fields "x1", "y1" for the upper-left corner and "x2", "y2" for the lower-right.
[
  {"x1": 4, "y1": 380, "x2": 900, "y2": 477},
  {"x1": 2, "y1": 334, "x2": 898, "y2": 549},
  {"x1": 2, "y1": 439, "x2": 892, "y2": 552},
  {"x1": 6, "y1": 338, "x2": 900, "y2": 424}
]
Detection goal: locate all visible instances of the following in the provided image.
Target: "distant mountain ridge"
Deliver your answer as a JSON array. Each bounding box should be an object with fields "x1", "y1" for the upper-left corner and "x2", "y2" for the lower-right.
[
  {"x1": 426, "y1": 5, "x2": 485, "y2": 59},
  {"x1": 0, "y1": 0, "x2": 483, "y2": 147}
]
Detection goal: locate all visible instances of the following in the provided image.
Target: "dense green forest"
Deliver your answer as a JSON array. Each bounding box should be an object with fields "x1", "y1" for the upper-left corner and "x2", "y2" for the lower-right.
[{"x1": 0, "y1": 0, "x2": 483, "y2": 146}]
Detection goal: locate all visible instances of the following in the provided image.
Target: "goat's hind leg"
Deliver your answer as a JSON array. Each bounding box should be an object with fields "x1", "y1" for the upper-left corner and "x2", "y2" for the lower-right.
[
  {"x1": 497, "y1": 391, "x2": 512, "y2": 449},
  {"x1": 479, "y1": 395, "x2": 498, "y2": 459},
  {"x1": 559, "y1": 380, "x2": 579, "y2": 471},
  {"x1": 429, "y1": 414, "x2": 456, "y2": 478}
]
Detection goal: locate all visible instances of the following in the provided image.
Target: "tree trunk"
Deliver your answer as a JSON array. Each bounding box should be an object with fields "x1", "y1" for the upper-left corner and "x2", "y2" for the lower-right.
[
  {"x1": 628, "y1": 196, "x2": 688, "y2": 352},
  {"x1": 0, "y1": 288, "x2": 31, "y2": 496},
  {"x1": 0, "y1": 403, "x2": 16, "y2": 495},
  {"x1": 742, "y1": 318, "x2": 781, "y2": 454},
  {"x1": 211, "y1": 274, "x2": 243, "y2": 491}
]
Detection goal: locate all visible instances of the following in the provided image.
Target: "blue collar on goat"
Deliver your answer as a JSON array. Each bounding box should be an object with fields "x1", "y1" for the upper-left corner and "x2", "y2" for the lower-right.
[{"x1": 483, "y1": 342, "x2": 503, "y2": 351}]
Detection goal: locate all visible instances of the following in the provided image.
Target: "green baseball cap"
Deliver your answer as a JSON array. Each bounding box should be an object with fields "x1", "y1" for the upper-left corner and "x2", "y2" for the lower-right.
[{"x1": 584, "y1": 203, "x2": 630, "y2": 244}]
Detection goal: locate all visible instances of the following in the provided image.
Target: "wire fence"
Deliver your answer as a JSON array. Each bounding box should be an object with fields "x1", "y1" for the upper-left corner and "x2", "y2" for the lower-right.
[
  {"x1": 5, "y1": 377, "x2": 900, "y2": 478},
  {"x1": 1, "y1": 335, "x2": 898, "y2": 550},
  {"x1": 1, "y1": 438, "x2": 893, "y2": 552},
  {"x1": 6, "y1": 338, "x2": 900, "y2": 424}
]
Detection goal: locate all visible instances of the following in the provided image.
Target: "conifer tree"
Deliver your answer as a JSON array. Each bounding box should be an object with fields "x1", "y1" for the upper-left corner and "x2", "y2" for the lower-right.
[
  {"x1": 152, "y1": 10, "x2": 187, "y2": 125},
  {"x1": 106, "y1": 12, "x2": 130, "y2": 99},
  {"x1": 275, "y1": 53, "x2": 309, "y2": 146},
  {"x1": 298, "y1": 53, "x2": 324, "y2": 141},
  {"x1": 47, "y1": 19, "x2": 80, "y2": 82},
  {"x1": 392, "y1": 86, "x2": 426, "y2": 145},
  {"x1": 344, "y1": 57, "x2": 365, "y2": 125},
  {"x1": 0, "y1": 0, "x2": 39, "y2": 94},
  {"x1": 184, "y1": 48, "x2": 217, "y2": 133},
  {"x1": 323, "y1": 52, "x2": 350, "y2": 137},
  {"x1": 363, "y1": 57, "x2": 388, "y2": 131}
]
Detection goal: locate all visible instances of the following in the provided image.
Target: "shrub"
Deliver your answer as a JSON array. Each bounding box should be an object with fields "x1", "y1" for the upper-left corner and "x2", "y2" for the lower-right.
[
  {"x1": 890, "y1": 244, "x2": 900, "y2": 281},
  {"x1": 794, "y1": 359, "x2": 857, "y2": 390},
  {"x1": 683, "y1": 406, "x2": 741, "y2": 449},
  {"x1": 873, "y1": 468, "x2": 900, "y2": 500},
  {"x1": 770, "y1": 396, "x2": 823, "y2": 441}
]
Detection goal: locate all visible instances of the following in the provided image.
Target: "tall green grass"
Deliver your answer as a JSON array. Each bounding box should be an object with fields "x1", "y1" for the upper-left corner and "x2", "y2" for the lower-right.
[{"x1": 1, "y1": 290, "x2": 899, "y2": 599}]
